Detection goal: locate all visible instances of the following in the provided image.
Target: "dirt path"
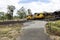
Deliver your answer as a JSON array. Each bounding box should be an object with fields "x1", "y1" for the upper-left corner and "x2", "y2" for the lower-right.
[{"x1": 17, "y1": 20, "x2": 51, "y2": 40}]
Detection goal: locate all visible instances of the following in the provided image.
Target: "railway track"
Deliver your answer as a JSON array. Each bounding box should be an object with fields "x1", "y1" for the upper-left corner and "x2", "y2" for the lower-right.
[{"x1": 0, "y1": 19, "x2": 28, "y2": 25}]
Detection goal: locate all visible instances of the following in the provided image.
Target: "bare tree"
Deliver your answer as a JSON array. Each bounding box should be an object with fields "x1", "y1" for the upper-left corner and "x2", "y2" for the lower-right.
[{"x1": 7, "y1": 5, "x2": 15, "y2": 19}]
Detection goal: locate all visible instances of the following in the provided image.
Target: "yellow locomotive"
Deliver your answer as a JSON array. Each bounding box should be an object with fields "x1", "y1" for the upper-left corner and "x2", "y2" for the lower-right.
[
  {"x1": 34, "y1": 13, "x2": 44, "y2": 19},
  {"x1": 26, "y1": 11, "x2": 60, "y2": 20},
  {"x1": 26, "y1": 13, "x2": 45, "y2": 20}
]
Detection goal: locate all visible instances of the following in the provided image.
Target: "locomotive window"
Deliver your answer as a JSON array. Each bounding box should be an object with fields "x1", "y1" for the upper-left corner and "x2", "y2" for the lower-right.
[
  {"x1": 34, "y1": 13, "x2": 37, "y2": 15},
  {"x1": 37, "y1": 14, "x2": 40, "y2": 16}
]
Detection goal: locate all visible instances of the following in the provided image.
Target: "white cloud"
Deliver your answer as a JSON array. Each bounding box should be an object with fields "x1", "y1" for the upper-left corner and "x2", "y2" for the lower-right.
[
  {"x1": 0, "y1": 0, "x2": 60, "y2": 15},
  {"x1": 20, "y1": 0, "x2": 60, "y2": 13}
]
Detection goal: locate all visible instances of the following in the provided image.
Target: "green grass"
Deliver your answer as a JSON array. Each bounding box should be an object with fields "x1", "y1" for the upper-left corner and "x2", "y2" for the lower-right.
[{"x1": 46, "y1": 20, "x2": 60, "y2": 36}]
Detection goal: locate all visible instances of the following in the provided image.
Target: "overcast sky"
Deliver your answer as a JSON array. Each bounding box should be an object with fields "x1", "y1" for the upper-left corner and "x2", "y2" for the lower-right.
[{"x1": 0, "y1": 0, "x2": 60, "y2": 15}]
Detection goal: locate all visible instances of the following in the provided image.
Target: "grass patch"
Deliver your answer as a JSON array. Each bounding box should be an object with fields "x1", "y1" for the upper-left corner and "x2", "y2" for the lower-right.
[
  {"x1": 46, "y1": 20, "x2": 60, "y2": 36},
  {"x1": 0, "y1": 23, "x2": 22, "y2": 40}
]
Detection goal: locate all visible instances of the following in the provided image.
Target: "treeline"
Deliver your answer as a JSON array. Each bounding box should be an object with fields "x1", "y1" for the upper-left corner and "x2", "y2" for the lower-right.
[{"x1": 0, "y1": 5, "x2": 32, "y2": 20}]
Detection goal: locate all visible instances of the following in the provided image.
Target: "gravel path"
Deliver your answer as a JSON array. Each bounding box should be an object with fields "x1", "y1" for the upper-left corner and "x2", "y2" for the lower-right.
[{"x1": 17, "y1": 20, "x2": 51, "y2": 40}]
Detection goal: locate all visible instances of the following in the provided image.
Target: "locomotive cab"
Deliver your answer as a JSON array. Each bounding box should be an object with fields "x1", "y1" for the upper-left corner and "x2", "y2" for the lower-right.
[{"x1": 26, "y1": 15, "x2": 33, "y2": 20}]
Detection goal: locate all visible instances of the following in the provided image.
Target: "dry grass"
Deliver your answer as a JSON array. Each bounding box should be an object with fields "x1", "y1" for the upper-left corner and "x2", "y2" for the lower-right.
[{"x1": 0, "y1": 23, "x2": 22, "y2": 40}]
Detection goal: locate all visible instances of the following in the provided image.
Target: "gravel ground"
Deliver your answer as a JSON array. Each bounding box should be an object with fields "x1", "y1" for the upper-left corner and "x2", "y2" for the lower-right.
[{"x1": 18, "y1": 20, "x2": 52, "y2": 40}]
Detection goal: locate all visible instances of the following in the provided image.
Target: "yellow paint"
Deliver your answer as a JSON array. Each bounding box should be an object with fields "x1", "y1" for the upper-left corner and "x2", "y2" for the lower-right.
[
  {"x1": 34, "y1": 13, "x2": 44, "y2": 19},
  {"x1": 27, "y1": 16, "x2": 33, "y2": 19}
]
